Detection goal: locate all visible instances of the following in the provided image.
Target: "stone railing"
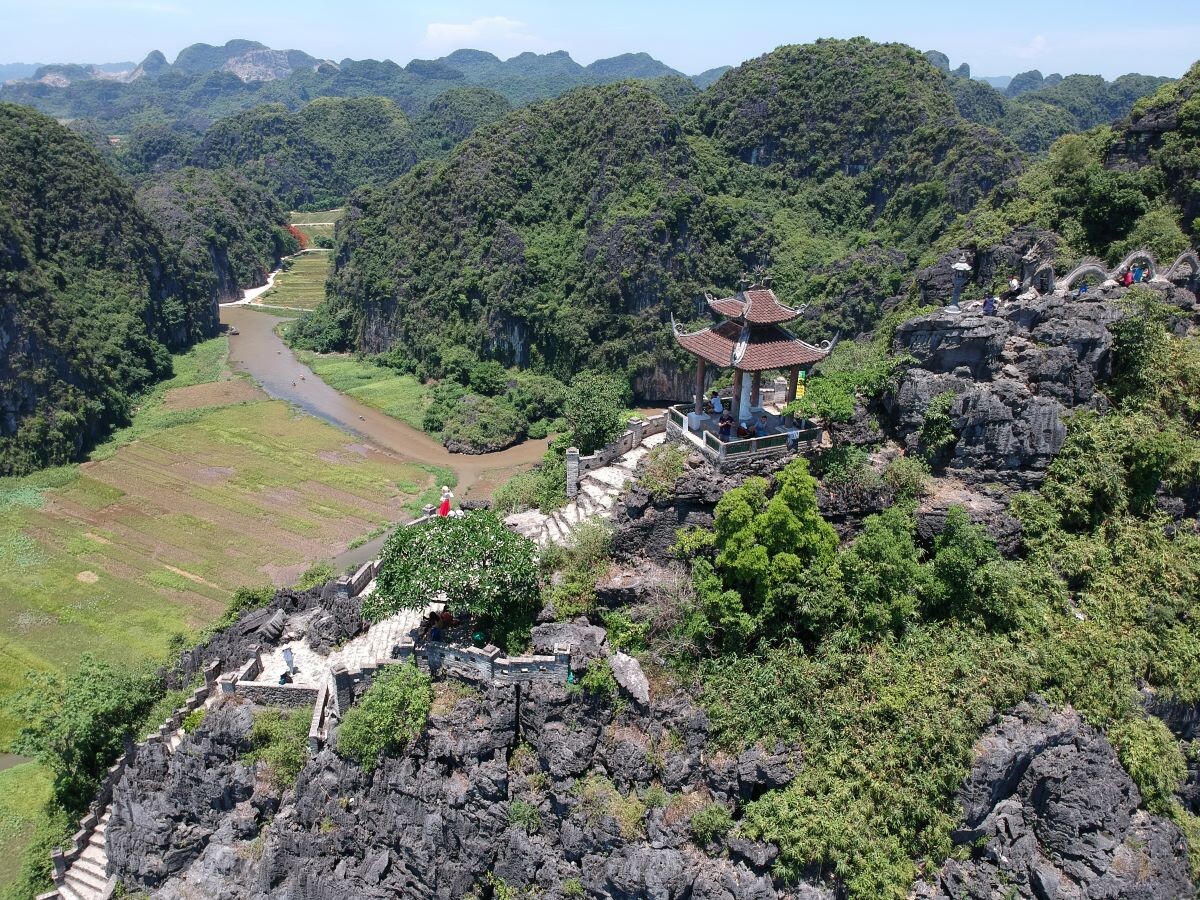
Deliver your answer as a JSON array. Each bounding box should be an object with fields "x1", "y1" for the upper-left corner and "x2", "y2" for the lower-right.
[
  {"x1": 311, "y1": 640, "x2": 572, "y2": 751},
  {"x1": 566, "y1": 414, "x2": 667, "y2": 498},
  {"x1": 215, "y1": 646, "x2": 320, "y2": 708},
  {"x1": 41, "y1": 660, "x2": 223, "y2": 900}
]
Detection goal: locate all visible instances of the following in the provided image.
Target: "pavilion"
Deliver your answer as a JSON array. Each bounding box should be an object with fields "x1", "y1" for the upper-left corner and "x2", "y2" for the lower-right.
[{"x1": 672, "y1": 278, "x2": 833, "y2": 424}]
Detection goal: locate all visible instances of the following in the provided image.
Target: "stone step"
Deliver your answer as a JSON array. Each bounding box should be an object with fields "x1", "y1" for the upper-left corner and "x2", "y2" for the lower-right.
[
  {"x1": 79, "y1": 844, "x2": 106, "y2": 867},
  {"x1": 57, "y1": 883, "x2": 87, "y2": 900},
  {"x1": 64, "y1": 862, "x2": 107, "y2": 893},
  {"x1": 72, "y1": 857, "x2": 107, "y2": 881}
]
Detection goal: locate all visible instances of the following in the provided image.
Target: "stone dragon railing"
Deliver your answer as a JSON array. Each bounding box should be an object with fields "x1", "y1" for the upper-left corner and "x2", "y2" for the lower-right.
[{"x1": 1019, "y1": 248, "x2": 1200, "y2": 296}]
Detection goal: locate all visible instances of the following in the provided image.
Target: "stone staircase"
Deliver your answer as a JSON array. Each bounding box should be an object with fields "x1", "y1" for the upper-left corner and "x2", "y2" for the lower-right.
[
  {"x1": 507, "y1": 433, "x2": 665, "y2": 546},
  {"x1": 326, "y1": 602, "x2": 427, "y2": 672},
  {"x1": 54, "y1": 813, "x2": 111, "y2": 900}
]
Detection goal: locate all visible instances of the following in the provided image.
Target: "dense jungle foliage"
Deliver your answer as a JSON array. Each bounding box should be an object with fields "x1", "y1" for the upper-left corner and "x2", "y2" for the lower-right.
[
  {"x1": 0, "y1": 104, "x2": 216, "y2": 475},
  {"x1": 188, "y1": 97, "x2": 419, "y2": 209},
  {"x1": 942, "y1": 59, "x2": 1200, "y2": 267},
  {"x1": 135, "y1": 167, "x2": 297, "y2": 300},
  {"x1": 301, "y1": 40, "x2": 1025, "y2": 395}
]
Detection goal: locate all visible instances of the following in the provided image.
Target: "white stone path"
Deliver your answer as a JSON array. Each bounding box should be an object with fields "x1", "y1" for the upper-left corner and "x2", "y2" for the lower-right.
[{"x1": 506, "y1": 433, "x2": 665, "y2": 546}]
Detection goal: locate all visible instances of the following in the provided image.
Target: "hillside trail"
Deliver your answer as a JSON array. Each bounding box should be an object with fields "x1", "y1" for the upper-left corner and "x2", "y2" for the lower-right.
[{"x1": 220, "y1": 306, "x2": 549, "y2": 499}]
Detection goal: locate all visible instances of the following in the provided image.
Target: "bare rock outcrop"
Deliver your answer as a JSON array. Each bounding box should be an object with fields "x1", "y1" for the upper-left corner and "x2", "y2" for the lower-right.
[{"x1": 913, "y1": 699, "x2": 1196, "y2": 899}]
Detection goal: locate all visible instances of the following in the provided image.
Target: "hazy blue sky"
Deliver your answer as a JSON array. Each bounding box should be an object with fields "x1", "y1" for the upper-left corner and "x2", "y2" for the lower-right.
[{"x1": 1, "y1": 0, "x2": 1196, "y2": 79}]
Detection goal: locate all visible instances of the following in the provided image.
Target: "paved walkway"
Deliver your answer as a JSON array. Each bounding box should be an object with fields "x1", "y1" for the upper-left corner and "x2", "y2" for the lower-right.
[{"x1": 506, "y1": 433, "x2": 665, "y2": 546}]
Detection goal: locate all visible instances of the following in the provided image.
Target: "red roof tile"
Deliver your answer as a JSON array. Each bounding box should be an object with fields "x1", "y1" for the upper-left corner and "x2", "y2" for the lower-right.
[
  {"x1": 705, "y1": 286, "x2": 801, "y2": 324},
  {"x1": 675, "y1": 320, "x2": 829, "y2": 371}
]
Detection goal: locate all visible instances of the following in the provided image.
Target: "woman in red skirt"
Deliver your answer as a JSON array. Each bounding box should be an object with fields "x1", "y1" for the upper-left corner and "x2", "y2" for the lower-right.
[{"x1": 437, "y1": 485, "x2": 453, "y2": 516}]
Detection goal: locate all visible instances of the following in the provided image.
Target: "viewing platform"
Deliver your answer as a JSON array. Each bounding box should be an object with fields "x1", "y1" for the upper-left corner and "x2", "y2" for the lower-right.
[{"x1": 665, "y1": 401, "x2": 824, "y2": 468}]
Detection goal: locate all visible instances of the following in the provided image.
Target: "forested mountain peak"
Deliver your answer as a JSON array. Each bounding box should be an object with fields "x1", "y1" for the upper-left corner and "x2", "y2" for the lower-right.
[{"x1": 0, "y1": 103, "x2": 216, "y2": 473}]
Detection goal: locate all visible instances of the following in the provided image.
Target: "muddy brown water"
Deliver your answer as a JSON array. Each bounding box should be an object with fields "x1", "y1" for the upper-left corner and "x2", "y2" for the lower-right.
[{"x1": 221, "y1": 306, "x2": 552, "y2": 499}]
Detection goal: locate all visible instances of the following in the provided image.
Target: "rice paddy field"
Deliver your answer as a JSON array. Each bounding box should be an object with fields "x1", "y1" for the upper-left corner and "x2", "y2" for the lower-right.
[
  {"x1": 257, "y1": 251, "x2": 331, "y2": 310},
  {"x1": 0, "y1": 335, "x2": 440, "y2": 888},
  {"x1": 289, "y1": 208, "x2": 343, "y2": 246}
]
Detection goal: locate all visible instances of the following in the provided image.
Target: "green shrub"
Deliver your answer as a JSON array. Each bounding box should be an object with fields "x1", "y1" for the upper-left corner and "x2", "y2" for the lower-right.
[
  {"x1": 294, "y1": 562, "x2": 334, "y2": 591},
  {"x1": 6, "y1": 657, "x2": 163, "y2": 813},
  {"x1": 508, "y1": 799, "x2": 542, "y2": 833},
  {"x1": 690, "y1": 802, "x2": 733, "y2": 845},
  {"x1": 577, "y1": 659, "x2": 618, "y2": 699},
  {"x1": 242, "y1": 707, "x2": 311, "y2": 790},
  {"x1": 884, "y1": 455, "x2": 930, "y2": 500},
  {"x1": 1108, "y1": 715, "x2": 1187, "y2": 816},
  {"x1": 919, "y1": 391, "x2": 958, "y2": 464},
  {"x1": 440, "y1": 395, "x2": 528, "y2": 451},
  {"x1": 561, "y1": 878, "x2": 585, "y2": 899},
  {"x1": 216, "y1": 585, "x2": 276, "y2": 630},
  {"x1": 637, "y1": 442, "x2": 689, "y2": 500},
  {"x1": 574, "y1": 775, "x2": 646, "y2": 839},
  {"x1": 564, "y1": 371, "x2": 630, "y2": 455},
  {"x1": 181, "y1": 708, "x2": 205, "y2": 734},
  {"x1": 336, "y1": 663, "x2": 433, "y2": 772}
]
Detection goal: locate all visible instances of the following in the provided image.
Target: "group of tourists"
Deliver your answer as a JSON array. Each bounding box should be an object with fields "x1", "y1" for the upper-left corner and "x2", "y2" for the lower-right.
[
  {"x1": 713, "y1": 396, "x2": 771, "y2": 442},
  {"x1": 1120, "y1": 264, "x2": 1151, "y2": 287},
  {"x1": 419, "y1": 608, "x2": 459, "y2": 643}
]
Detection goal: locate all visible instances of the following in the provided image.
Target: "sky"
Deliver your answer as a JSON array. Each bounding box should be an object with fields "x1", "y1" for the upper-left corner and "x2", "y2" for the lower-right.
[{"x1": 1, "y1": 0, "x2": 1197, "y2": 80}]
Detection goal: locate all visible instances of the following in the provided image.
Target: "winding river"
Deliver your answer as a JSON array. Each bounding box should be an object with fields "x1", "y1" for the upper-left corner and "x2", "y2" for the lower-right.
[{"x1": 220, "y1": 306, "x2": 550, "y2": 495}]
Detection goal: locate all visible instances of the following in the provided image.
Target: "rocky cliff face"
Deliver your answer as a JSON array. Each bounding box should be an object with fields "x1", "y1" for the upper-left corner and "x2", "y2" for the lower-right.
[
  {"x1": 109, "y1": 679, "x2": 828, "y2": 900},
  {"x1": 885, "y1": 294, "x2": 1137, "y2": 488},
  {"x1": 914, "y1": 699, "x2": 1196, "y2": 899}
]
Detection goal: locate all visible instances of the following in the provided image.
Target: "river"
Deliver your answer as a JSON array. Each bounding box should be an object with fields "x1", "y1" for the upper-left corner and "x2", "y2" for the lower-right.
[{"x1": 220, "y1": 306, "x2": 552, "y2": 498}]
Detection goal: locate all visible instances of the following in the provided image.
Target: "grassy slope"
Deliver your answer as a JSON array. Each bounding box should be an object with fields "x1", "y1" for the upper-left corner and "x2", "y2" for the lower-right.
[
  {"x1": 0, "y1": 764, "x2": 51, "y2": 890},
  {"x1": 292, "y1": 350, "x2": 432, "y2": 431}
]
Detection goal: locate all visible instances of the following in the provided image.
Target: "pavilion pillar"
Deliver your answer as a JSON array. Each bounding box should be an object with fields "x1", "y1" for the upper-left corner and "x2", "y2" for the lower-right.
[
  {"x1": 785, "y1": 366, "x2": 800, "y2": 426},
  {"x1": 750, "y1": 371, "x2": 762, "y2": 411},
  {"x1": 731, "y1": 369, "x2": 745, "y2": 423},
  {"x1": 693, "y1": 358, "x2": 706, "y2": 414}
]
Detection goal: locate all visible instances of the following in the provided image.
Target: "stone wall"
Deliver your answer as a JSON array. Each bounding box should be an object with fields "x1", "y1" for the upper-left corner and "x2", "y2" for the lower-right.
[
  {"x1": 234, "y1": 683, "x2": 320, "y2": 708},
  {"x1": 567, "y1": 414, "x2": 667, "y2": 497}
]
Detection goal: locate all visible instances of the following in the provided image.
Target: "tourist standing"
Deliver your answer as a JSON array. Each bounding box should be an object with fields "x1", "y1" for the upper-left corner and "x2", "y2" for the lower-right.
[
  {"x1": 710, "y1": 391, "x2": 724, "y2": 415},
  {"x1": 983, "y1": 295, "x2": 996, "y2": 316},
  {"x1": 718, "y1": 412, "x2": 733, "y2": 440},
  {"x1": 755, "y1": 415, "x2": 769, "y2": 437},
  {"x1": 438, "y1": 485, "x2": 453, "y2": 517}
]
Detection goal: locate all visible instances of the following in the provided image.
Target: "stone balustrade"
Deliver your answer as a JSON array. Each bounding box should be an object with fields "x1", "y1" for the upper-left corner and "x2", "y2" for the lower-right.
[{"x1": 566, "y1": 414, "x2": 667, "y2": 497}]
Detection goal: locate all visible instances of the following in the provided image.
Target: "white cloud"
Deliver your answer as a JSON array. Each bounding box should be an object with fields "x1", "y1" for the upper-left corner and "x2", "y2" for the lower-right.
[
  {"x1": 422, "y1": 16, "x2": 538, "y2": 52},
  {"x1": 1013, "y1": 33, "x2": 1047, "y2": 60}
]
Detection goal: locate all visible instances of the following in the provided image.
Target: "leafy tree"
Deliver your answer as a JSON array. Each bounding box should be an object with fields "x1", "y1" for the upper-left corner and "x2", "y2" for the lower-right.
[
  {"x1": 564, "y1": 371, "x2": 630, "y2": 455},
  {"x1": 6, "y1": 657, "x2": 161, "y2": 812},
  {"x1": 335, "y1": 663, "x2": 432, "y2": 772},
  {"x1": 367, "y1": 510, "x2": 539, "y2": 648},
  {"x1": 691, "y1": 460, "x2": 839, "y2": 649}
]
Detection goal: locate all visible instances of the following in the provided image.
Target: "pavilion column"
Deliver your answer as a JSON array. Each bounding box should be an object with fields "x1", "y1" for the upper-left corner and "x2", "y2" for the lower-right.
[
  {"x1": 750, "y1": 371, "x2": 762, "y2": 411},
  {"x1": 731, "y1": 369, "x2": 745, "y2": 423},
  {"x1": 785, "y1": 366, "x2": 800, "y2": 425},
  {"x1": 693, "y1": 358, "x2": 706, "y2": 415}
]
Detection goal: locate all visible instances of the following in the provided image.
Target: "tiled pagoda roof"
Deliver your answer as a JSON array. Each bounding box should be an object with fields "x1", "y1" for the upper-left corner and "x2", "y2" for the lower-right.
[
  {"x1": 705, "y1": 285, "x2": 803, "y2": 324},
  {"x1": 673, "y1": 319, "x2": 830, "y2": 372}
]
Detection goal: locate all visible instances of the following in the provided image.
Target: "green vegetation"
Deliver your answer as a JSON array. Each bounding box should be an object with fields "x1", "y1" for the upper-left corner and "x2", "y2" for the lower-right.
[
  {"x1": 368, "y1": 510, "x2": 539, "y2": 650},
  {"x1": 0, "y1": 763, "x2": 53, "y2": 893},
  {"x1": 294, "y1": 562, "x2": 334, "y2": 591},
  {"x1": 574, "y1": 774, "x2": 647, "y2": 840},
  {"x1": 292, "y1": 351, "x2": 431, "y2": 429},
  {"x1": 538, "y1": 522, "x2": 613, "y2": 620},
  {"x1": 242, "y1": 707, "x2": 311, "y2": 790},
  {"x1": 507, "y1": 799, "x2": 542, "y2": 834},
  {"x1": 259, "y1": 252, "x2": 331, "y2": 310},
  {"x1": 637, "y1": 443, "x2": 690, "y2": 500},
  {"x1": 190, "y1": 98, "x2": 418, "y2": 209},
  {"x1": 657, "y1": 305, "x2": 1200, "y2": 896},
  {"x1": 136, "y1": 166, "x2": 296, "y2": 299},
  {"x1": 5, "y1": 657, "x2": 162, "y2": 812},
  {"x1": 315, "y1": 41, "x2": 1018, "y2": 388},
  {"x1": 945, "y1": 61, "x2": 1200, "y2": 265},
  {"x1": 336, "y1": 663, "x2": 433, "y2": 772},
  {"x1": 0, "y1": 103, "x2": 214, "y2": 475},
  {"x1": 689, "y1": 802, "x2": 733, "y2": 845}
]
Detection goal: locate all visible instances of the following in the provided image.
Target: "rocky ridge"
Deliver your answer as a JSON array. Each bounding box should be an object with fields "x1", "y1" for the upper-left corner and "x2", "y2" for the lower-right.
[
  {"x1": 107, "y1": 666, "x2": 827, "y2": 899},
  {"x1": 913, "y1": 699, "x2": 1196, "y2": 899}
]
